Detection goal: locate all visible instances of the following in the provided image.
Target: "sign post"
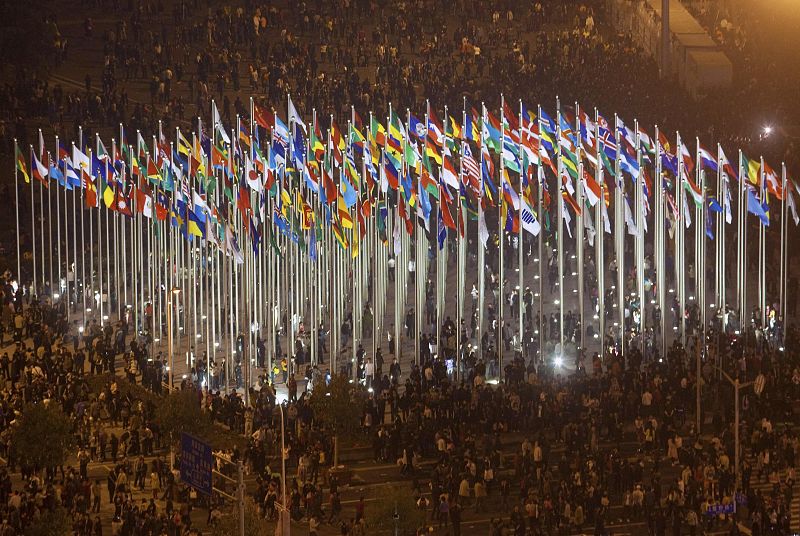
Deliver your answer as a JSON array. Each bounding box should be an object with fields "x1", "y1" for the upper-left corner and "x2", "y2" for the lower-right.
[{"x1": 179, "y1": 433, "x2": 213, "y2": 497}]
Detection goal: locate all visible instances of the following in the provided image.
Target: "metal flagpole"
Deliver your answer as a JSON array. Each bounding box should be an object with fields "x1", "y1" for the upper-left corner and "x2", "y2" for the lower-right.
[
  {"x1": 478, "y1": 105, "x2": 486, "y2": 363},
  {"x1": 14, "y1": 140, "x2": 21, "y2": 286},
  {"x1": 498, "y1": 98, "x2": 505, "y2": 379},
  {"x1": 675, "y1": 132, "x2": 685, "y2": 347},
  {"x1": 88, "y1": 146, "x2": 96, "y2": 318},
  {"x1": 655, "y1": 128, "x2": 666, "y2": 358},
  {"x1": 696, "y1": 139, "x2": 706, "y2": 359},
  {"x1": 518, "y1": 102, "x2": 525, "y2": 361},
  {"x1": 38, "y1": 156, "x2": 45, "y2": 295},
  {"x1": 595, "y1": 111, "x2": 606, "y2": 362},
  {"x1": 96, "y1": 135, "x2": 104, "y2": 326},
  {"x1": 55, "y1": 138, "x2": 63, "y2": 303},
  {"x1": 739, "y1": 150, "x2": 747, "y2": 335},
  {"x1": 780, "y1": 162, "x2": 794, "y2": 340},
  {"x1": 635, "y1": 122, "x2": 645, "y2": 359},
  {"x1": 759, "y1": 157, "x2": 766, "y2": 329},
  {"x1": 537, "y1": 108, "x2": 546, "y2": 364},
  {"x1": 556, "y1": 104, "x2": 565, "y2": 363},
  {"x1": 575, "y1": 104, "x2": 585, "y2": 359},
  {"x1": 613, "y1": 116, "x2": 625, "y2": 359},
  {"x1": 714, "y1": 144, "x2": 728, "y2": 312}
]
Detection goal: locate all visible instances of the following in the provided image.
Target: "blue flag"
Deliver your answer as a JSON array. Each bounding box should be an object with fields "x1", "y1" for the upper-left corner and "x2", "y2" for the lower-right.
[{"x1": 746, "y1": 188, "x2": 769, "y2": 226}]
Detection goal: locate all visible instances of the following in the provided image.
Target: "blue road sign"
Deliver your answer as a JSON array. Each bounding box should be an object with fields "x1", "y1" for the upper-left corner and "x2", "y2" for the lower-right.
[
  {"x1": 706, "y1": 503, "x2": 735, "y2": 515},
  {"x1": 180, "y1": 433, "x2": 213, "y2": 496}
]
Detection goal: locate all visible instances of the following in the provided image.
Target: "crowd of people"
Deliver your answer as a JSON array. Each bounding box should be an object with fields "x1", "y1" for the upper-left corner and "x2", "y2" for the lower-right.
[
  {"x1": 0, "y1": 0, "x2": 799, "y2": 535},
  {"x1": 0, "y1": 250, "x2": 795, "y2": 535}
]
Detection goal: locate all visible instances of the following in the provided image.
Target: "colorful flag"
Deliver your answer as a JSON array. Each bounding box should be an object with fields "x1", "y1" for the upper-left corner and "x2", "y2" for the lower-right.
[{"x1": 15, "y1": 142, "x2": 29, "y2": 183}]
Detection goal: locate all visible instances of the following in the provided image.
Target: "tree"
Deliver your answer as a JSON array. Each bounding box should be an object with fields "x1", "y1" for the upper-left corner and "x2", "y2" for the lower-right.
[
  {"x1": 23, "y1": 507, "x2": 71, "y2": 536},
  {"x1": 155, "y1": 388, "x2": 209, "y2": 444},
  {"x1": 11, "y1": 403, "x2": 74, "y2": 471},
  {"x1": 308, "y1": 373, "x2": 364, "y2": 466},
  {"x1": 365, "y1": 484, "x2": 427, "y2": 536},
  {"x1": 211, "y1": 498, "x2": 270, "y2": 536}
]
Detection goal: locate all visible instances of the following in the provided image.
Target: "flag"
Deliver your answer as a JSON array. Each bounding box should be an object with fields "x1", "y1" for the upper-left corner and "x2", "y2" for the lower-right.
[
  {"x1": 15, "y1": 142, "x2": 30, "y2": 183},
  {"x1": 724, "y1": 186, "x2": 733, "y2": 224},
  {"x1": 332, "y1": 217, "x2": 349, "y2": 250},
  {"x1": 48, "y1": 160, "x2": 65, "y2": 187},
  {"x1": 309, "y1": 226, "x2": 318, "y2": 261},
  {"x1": 287, "y1": 95, "x2": 307, "y2": 133},
  {"x1": 520, "y1": 197, "x2": 541, "y2": 236},
  {"x1": 155, "y1": 191, "x2": 169, "y2": 221},
  {"x1": 478, "y1": 207, "x2": 489, "y2": 249},
  {"x1": 213, "y1": 101, "x2": 231, "y2": 144},
  {"x1": 31, "y1": 152, "x2": 49, "y2": 185},
  {"x1": 698, "y1": 144, "x2": 718, "y2": 172},
  {"x1": 582, "y1": 169, "x2": 601, "y2": 207},
  {"x1": 583, "y1": 200, "x2": 596, "y2": 246},
  {"x1": 624, "y1": 195, "x2": 639, "y2": 237},
  {"x1": 561, "y1": 194, "x2": 573, "y2": 238},
  {"x1": 788, "y1": 183, "x2": 799, "y2": 225},
  {"x1": 746, "y1": 188, "x2": 769, "y2": 226},
  {"x1": 439, "y1": 188, "x2": 456, "y2": 230},
  {"x1": 253, "y1": 102, "x2": 273, "y2": 130},
  {"x1": 337, "y1": 195, "x2": 354, "y2": 229},
  {"x1": 442, "y1": 156, "x2": 459, "y2": 189},
  {"x1": 225, "y1": 225, "x2": 245, "y2": 264},
  {"x1": 720, "y1": 147, "x2": 737, "y2": 180},
  {"x1": 136, "y1": 185, "x2": 153, "y2": 218},
  {"x1": 683, "y1": 176, "x2": 704, "y2": 207},
  {"x1": 437, "y1": 208, "x2": 447, "y2": 250},
  {"x1": 763, "y1": 161, "x2": 783, "y2": 199}
]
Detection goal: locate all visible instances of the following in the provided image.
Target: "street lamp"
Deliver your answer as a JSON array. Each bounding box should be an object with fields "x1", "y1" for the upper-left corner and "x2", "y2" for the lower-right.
[
  {"x1": 167, "y1": 286, "x2": 181, "y2": 391},
  {"x1": 717, "y1": 366, "x2": 759, "y2": 512},
  {"x1": 277, "y1": 403, "x2": 291, "y2": 536}
]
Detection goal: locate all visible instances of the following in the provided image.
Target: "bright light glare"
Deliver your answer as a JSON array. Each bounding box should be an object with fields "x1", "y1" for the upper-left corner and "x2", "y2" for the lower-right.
[
  {"x1": 763, "y1": 126, "x2": 772, "y2": 136},
  {"x1": 554, "y1": 357, "x2": 563, "y2": 368}
]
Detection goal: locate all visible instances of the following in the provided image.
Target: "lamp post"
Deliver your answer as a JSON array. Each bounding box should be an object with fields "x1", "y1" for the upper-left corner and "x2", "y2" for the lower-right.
[
  {"x1": 278, "y1": 403, "x2": 290, "y2": 536},
  {"x1": 167, "y1": 286, "x2": 181, "y2": 391},
  {"x1": 717, "y1": 366, "x2": 755, "y2": 511}
]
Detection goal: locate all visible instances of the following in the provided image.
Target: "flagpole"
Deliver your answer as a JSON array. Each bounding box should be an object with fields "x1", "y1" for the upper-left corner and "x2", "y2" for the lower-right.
[
  {"x1": 64, "y1": 151, "x2": 73, "y2": 321},
  {"x1": 555, "y1": 104, "x2": 565, "y2": 365},
  {"x1": 77, "y1": 142, "x2": 87, "y2": 329},
  {"x1": 587, "y1": 113, "x2": 608, "y2": 364},
  {"x1": 613, "y1": 115, "x2": 625, "y2": 360},
  {"x1": 737, "y1": 149, "x2": 746, "y2": 330},
  {"x1": 14, "y1": 140, "x2": 21, "y2": 289},
  {"x1": 457, "y1": 106, "x2": 467, "y2": 379},
  {"x1": 537, "y1": 107, "x2": 546, "y2": 365},
  {"x1": 42, "y1": 138, "x2": 53, "y2": 298},
  {"x1": 575, "y1": 104, "x2": 585, "y2": 361},
  {"x1": 675, "y1": 132, "x2": 685, "y2": 348},
  {"x1": 28, "y1": 149, "x2": 37, "y2": 301},
  {"x1": 518, "y1": 102, "x2": 525, "y2": 363},
  {"x1": 780, "y1": 162, "x2": 788, "y2": 342},
  {"x1": 39, "y1": 154, "x2": 46, "y2": 296},
  {"x1": 95, "y1": 135, "x2": 104, "y2": 326},
  {"x1": 634, "y1": 122, "x2": 645, "y2": 360},
  {"x1": 759, "y1": 157, "x2": 766, "y2": 329},
  {"x1": 55, "y1": 138, "x2": 63, "y2": 305},
  {"x1": 498, "y1": 98, "x2": 506, "y2": 380},
  {"x1": 696, "y1": 138, "x2": 706, "y2": 364},
  {"x1": 655, "y1": 127, "x2": 666, "y2": 358},
  {"x1": 719, "y1": 151, "x2": 726, "y2": 320},
  {"x1": 478, "y1": 104, "x2": 486, "y2": 365}
]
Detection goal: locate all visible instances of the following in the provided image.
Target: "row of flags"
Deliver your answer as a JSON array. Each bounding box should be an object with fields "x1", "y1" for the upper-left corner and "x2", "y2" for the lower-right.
[{"x1": 13, "y1": 96, "x2": 800, "y2": 266}]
